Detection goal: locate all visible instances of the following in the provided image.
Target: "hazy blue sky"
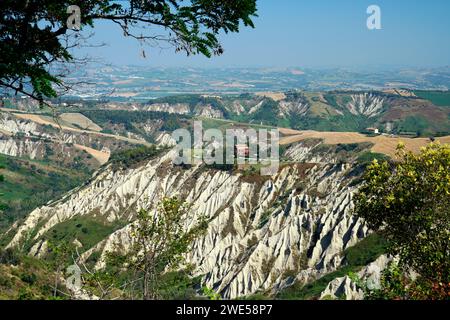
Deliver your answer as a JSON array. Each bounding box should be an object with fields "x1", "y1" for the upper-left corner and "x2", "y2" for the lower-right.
[{"x1": 76, "y1": 0, "x2": 450, "y2": 68}]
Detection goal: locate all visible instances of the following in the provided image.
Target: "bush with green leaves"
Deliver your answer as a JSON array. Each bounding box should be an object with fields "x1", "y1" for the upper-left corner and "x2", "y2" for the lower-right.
[
  {"x1": 121, "y1": 197, "x2": 208, "y2": 300},
  {"x1": 109, "y1": 145, "x2": 165, "y2": 169},
  {"x1": 0, "y1": 248, "x2": 20, "y2": 265},
  {"x1": 354, "y1": 142, "x2": 449, "y2": 299}
]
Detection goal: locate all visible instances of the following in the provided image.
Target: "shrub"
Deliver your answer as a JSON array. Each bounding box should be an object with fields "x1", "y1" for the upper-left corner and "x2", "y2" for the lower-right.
[{"x1": 0, "y1": 248, "x2": 20, "y2": 265}]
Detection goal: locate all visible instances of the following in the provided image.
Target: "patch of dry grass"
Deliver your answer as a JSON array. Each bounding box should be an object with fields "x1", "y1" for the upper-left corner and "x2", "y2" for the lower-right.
[
  {"x1": 255, "y1": 92, "x2": 286, "y2": 101},
  {"x1": 59, "y1": 113, "x2": 102, "y2": 131},
  {"x1": 278, "y1": 128, "x2": 450, "y2": 157}
]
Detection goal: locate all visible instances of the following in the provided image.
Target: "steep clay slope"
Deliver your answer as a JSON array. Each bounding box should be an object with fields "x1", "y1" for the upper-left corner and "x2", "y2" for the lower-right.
[{"x1": 6, "y1": 145, "x2": 369, "y2": 299}]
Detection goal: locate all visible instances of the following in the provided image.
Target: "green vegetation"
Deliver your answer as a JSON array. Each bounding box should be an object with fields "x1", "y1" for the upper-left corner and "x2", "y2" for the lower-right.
[
  {"x1": 357, "y1": 151, "x2": 390, "y2": 165},
  {"x1": 258, "y1": 210, "x2": 272, "y2": 229},
  {"x1": 220, "y1": 92, "x2": 378, "y2": 131},
  {"x1": 0, "y1": 154, "x2": 90, "y2": 234},
  {"x1": 361, "y1": 260, "x2": 449, "y2": 300},
  {"x1": 392, "y1": 113, "x2": 450, "y2": 137},
  {"x1": 79, "y1": 197, "x2": 208, "y2": 300},
  {"x1": 2, "y1": 198, "x2": 209, "y2": 300},
  {"x1": 414, "y1": 90, "x2": 450, "y2": 107},
  {"x1": 343, "y1": 233, "x2": 388, "y2": 266},
  {"x1": 1, "y1": 0, "x2": 257, "y2": 104},
  {"x1": 151, "y1": 94, "x2": 205, "y2": 107},
  {"x1": 198, "y1": 117, "x2": 234, "y2": 132},
  {"x1": 109, "y1": 145, "x2": 166, "y2": 169},
  {"x1": 199, "y1": 117, "x2": 275, "y2": 133},
  {"x1": 1, "y1": 90, "x2": 449, "y2": 300},
  {"x1": 302, "y1": 142, "x2": 374, "y2": 164},
  {"x1": 81, "y1": 109, "x2": 188, "y2": 141},
  {"x1": 152, "y1": 95, "x2": 230, "y2": 117},
  {"x1": 164, "y1": 91, "x2": 450, "y2": 135},
  {"x1": 0, "y1": 249, "x2": 68, "y2": 300},
  {"x1": 276, "y1": 233, "x2": 388, "y2": 300},
  {"x1": 44, "y1": 216, "x2": 126, "y2": 252},
  {"x1": 82, "y1": 91, "x2": 450, "y2": 137},
  {"x1": 290, "y1": 112, "x2": 374, "y2": 133},
  {"x1": 354, "y1": 142, "x2": 450, "y2": 299},
  {"x1": 123, "y1": 197, "x2": 207, "y2": 299},
  {"x1": 82, "y1": 110, "x2": 189, "y2": 129},
  {"x1": 395, "y1": 115, "x2": 430, "y2": 136},
  {"x1": 246, "y1": 99, "x2": 280, "y2": 125},
  {"x1": 304, "y1": 92, "x2": 340, "y2": 117},
  {"x1": 156, "y1": 271, "x2": 202, "y2": 300}
]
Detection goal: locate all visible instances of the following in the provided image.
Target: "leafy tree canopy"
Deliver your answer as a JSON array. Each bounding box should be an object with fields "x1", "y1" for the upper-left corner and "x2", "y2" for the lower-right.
[
  {"x1": 354, "y1": 142, "x2": 450, "y2": 291},
  {"x1": 0, "y1": 0, "x2": 257, "y2": 103}
]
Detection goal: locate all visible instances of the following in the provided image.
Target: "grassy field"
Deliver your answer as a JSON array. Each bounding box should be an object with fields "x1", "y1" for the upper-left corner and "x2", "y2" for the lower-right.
[{"x1": 44, "y1": 216, "x2": 126, "y2": 251}]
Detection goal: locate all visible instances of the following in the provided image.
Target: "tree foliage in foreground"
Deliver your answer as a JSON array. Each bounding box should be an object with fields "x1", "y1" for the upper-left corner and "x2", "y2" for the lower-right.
[
  {"x1": 354, "y1": 142, "x2": 449, "y2": 299},
  {"x1": 2, "y1": 197, "x2": 207, "y2": 300},
  {"x1": 124, "y1": 197, "x2": 207, "y2": 300},
  {"x1": 360, "y1": 261, "x2": 449, "y2": 300},
  {"x1": 0, "y1": 0, "x2": 257, "y2": 103}
]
